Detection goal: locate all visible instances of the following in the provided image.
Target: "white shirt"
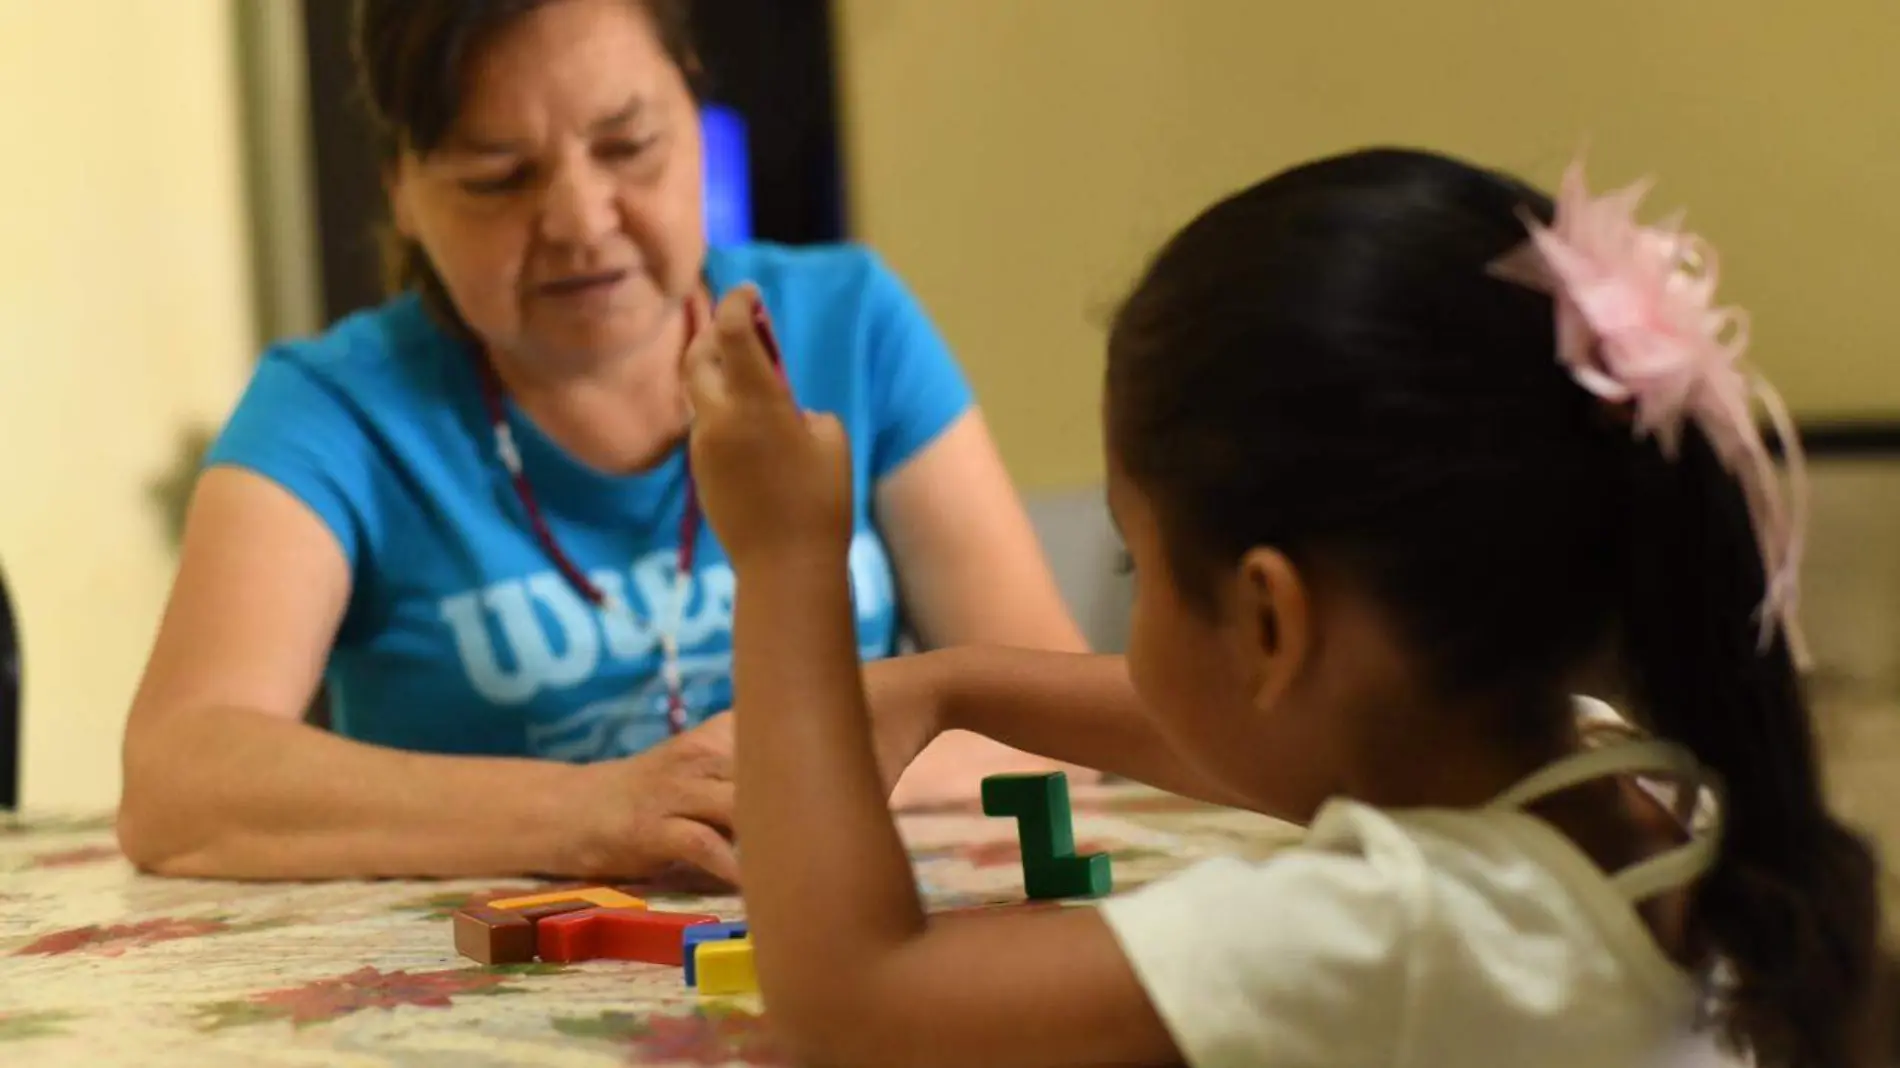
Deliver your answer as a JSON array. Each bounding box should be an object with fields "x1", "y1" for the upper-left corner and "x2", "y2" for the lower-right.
[{"x1": 1099, "y1": 713, "x2": 1740, "y2": 1068}]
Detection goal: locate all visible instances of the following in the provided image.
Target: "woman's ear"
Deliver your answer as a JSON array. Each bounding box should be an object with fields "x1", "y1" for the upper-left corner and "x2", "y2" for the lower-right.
[
  {"x1": 384, "y1": 160, "x2": 418, "y2": 240},
  {"x1": 1229, "y1": 547, "x2": 1313, "y2": 712}
]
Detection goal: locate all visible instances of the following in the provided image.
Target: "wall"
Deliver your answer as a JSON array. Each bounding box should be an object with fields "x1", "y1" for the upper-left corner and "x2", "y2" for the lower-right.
[
  {"x1": 833, "y1": 0, "x2": 1899, "y2": 491},
  {"x1": 0, "y1": 1, "x2": 256, "y2": 808}
]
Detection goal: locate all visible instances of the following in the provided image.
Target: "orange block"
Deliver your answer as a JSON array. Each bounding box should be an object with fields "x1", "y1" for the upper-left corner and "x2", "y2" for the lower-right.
[
  {"x1": 536, "y1": 907, "x2": 722, "y2": 964},
  {"x1": 486, "y1": 886, "x2": 647, "y2": 911}
]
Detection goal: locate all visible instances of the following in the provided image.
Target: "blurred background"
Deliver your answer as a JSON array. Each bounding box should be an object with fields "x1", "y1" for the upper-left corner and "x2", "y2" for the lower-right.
[{"x1": 0, "y1": 0, "x2": 1894, "y2": 873}]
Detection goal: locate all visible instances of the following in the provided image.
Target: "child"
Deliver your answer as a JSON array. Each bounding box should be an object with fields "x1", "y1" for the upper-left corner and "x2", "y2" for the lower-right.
[{"x1": 680, "y1": 147, "x2": 1886, "y2": 1068}]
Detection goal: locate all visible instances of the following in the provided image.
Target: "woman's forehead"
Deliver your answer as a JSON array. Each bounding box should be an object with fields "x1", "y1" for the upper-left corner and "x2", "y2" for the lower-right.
[{"x1": 449, "y1": 1, "x2": 675, "y2": 138}]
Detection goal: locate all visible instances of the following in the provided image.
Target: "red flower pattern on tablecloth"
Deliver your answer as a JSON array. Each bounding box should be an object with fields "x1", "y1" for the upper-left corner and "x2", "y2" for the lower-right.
[
  {"x1": 16, "y1": 916, "x2": 234, "y2": 957},
  {"x1": 554, "y1": 1006, "x2": 791, "y2": 1065},
  {"x1": 197, "y1": 966, "x2": 529, "y2": 1030}
]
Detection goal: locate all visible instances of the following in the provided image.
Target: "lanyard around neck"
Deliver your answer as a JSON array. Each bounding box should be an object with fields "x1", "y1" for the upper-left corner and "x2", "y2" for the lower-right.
[{"x1": 469, "y1": 299, "x2": 787, "y2": 737}]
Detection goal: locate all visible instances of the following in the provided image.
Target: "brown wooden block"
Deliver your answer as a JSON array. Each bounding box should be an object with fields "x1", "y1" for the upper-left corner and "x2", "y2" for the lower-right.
[{"x1": 452, "y1": 901, "x2": 594, "y2": 965}]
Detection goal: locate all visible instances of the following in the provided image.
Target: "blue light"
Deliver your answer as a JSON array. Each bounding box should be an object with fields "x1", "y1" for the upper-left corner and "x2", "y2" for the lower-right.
[{"x1": 700, "y1": 104, "x2": 752, "y2": 246}]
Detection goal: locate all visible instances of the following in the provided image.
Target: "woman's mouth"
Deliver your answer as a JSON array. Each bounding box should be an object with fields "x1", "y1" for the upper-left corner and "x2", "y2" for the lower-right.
[{"x1": 537, "y1": 270, "x2": 628, "y2": 299}]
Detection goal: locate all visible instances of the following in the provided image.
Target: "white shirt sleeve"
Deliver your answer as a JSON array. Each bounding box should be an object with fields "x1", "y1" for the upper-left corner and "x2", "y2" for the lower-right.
[{"x1": 1098, "y1": 846, "x2": 1415, "y2": 1068}]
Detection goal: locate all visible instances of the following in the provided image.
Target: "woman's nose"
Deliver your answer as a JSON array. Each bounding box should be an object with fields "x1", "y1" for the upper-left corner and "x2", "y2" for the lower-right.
[{"x1": 538, "y1": 159, "x2": 619, "y2": 248}]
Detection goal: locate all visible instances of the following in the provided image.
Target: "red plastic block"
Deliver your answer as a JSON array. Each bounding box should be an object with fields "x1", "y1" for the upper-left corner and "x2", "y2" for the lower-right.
[{"x1": 536, "y1": 907, "x2": 722, "y2": 964}]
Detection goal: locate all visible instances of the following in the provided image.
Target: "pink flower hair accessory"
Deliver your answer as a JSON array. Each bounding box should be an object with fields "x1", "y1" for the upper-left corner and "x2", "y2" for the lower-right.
[{"x1": 1489, "y1": 160, "x2": 1809, "y2": 667}]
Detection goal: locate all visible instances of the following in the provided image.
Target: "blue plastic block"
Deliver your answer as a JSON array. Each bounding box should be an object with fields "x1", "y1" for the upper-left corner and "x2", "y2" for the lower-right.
[{"x1": 683, "y1": 921, "x2": 749, "y2": 986}]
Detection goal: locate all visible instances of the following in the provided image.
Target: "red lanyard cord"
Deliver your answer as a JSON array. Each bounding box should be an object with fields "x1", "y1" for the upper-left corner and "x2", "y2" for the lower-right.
[{"x1": 471, "y1": 301, "x2": 787, "y2": 735}]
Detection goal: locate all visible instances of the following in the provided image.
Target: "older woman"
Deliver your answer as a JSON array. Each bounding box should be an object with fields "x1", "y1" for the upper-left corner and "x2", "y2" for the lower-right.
[{"x1": 116, "y1": 0, "x2": 1089, "y2": 884}]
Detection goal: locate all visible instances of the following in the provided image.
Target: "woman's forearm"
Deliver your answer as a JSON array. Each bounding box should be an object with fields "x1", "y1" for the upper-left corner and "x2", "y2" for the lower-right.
[
  {"x1": 117, "y1": 704, "x2": 602, "y2": 880},
  {"x1": 938, "y1": 647, "x2": 1251, "y2": 809}
]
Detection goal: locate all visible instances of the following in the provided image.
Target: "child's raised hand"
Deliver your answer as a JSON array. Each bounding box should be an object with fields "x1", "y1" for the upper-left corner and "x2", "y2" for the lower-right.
[{"x1": 682, "y1": 286, "x2": 853, "y2": 570}]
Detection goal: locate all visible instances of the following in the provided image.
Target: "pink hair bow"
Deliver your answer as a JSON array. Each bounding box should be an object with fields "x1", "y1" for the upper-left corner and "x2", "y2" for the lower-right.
[{"x1": 1490, "y1": 160, "x2": 1810, "y2": 667}]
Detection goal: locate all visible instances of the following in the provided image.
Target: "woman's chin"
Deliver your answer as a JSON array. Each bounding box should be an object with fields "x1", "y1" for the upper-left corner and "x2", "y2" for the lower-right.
[{"x1": 519, "y1": 316, "x2": 669, "y2": 371}]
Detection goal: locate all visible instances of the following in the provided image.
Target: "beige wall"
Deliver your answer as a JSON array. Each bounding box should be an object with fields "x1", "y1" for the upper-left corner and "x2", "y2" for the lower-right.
[
  {"x1": 834, "y1": 0, "x2": 1899, "y2": 491},
  {"x1": 0, "y1": 1, "x2": 256, "y2": 808}
]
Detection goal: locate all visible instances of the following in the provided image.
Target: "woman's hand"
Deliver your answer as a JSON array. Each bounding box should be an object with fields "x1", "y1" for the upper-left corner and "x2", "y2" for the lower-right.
[
  {"x1": 682, "y1": 285, "x2": 853, "y2": 572},
  {"x1": 568, "y1": 714, "x2": 740, "y2": 885}
]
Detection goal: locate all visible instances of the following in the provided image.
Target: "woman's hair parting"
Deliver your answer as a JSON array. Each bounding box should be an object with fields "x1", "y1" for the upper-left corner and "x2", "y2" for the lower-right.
[
  {"x1": 1105, "y1": 146, "x2": 1887, "y2": 1067},
  {"x1": 348, "y1": 0, "x2": 701, "y2": 328}
]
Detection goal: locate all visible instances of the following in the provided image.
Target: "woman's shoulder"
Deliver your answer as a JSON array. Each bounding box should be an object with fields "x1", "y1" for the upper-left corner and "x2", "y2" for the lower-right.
[
  {"x1": 705, "y1": 241, "x2": 922, "y2": 324},
  {"x1": 209, "y1": 291, "x2": 470, "y2": 479},
  {"x1": 706, "y1": 239, "x2": 887, "y2": 286},
  {"x1": 259, "y1": 291, "x2": 459, "y2": 391}
]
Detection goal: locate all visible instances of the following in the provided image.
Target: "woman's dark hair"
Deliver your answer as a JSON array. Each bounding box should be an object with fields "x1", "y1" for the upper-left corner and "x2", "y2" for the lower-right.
[
  {"x1": 1106, "y1": 146, "x2": 1887, "y2": 1067},
  {"x1": 349, "y1": 0, "x2": 701, "y2": 329}
]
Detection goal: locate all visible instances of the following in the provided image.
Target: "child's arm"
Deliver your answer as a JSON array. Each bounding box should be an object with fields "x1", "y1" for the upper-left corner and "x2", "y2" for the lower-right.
[
  {"x1": 732, "y1": 562, "x2": 1181, "y2": 1068},
  {"x1": 928, "y1": 646, "x2": 1256, "y2": 810},
  {"x1": 686, "y1": 288, "x2": 1182, "y2": 1066}
]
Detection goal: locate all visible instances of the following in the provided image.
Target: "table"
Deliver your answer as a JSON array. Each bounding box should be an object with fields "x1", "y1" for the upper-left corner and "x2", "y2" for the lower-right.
[{"x1": 0, "y1": 786, "x2": 1301, "y2": 1066}]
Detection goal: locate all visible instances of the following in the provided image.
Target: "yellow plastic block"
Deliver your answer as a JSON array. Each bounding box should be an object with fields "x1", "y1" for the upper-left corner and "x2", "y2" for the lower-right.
[
  {"x1": 487, "y1": 887, "x2": 647, "y2": 911},
  {"x1": 695, "y1": 938, "x2": 758, "y2": 996}
]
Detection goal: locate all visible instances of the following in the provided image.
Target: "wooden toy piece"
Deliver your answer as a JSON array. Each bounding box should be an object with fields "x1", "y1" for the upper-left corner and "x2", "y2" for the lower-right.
[
  {"x1": 694, "y1": 937, "x2": 758, "y2": 996},
  {"x1": 1026, "y1": 853, "x2": 1112, "y2": 900},
  {"x1": 485, "y1": 886, "x2": 647, "y2": 911},
  {"x1": 982, "y1": 772, "x2": 1077, "y2": 858},
  {"x1": 682, "y1": 921, "x2": 748, "y2": 986},
  {"x1": 981, "y1": 772, "x2": 1113, "y2": 901},
  {"x1": 536, "y1": 907, "x2": 722, "y2": 965},
  {"x1": 452, "y1": 902, "x2": 593, "y2": 965}
]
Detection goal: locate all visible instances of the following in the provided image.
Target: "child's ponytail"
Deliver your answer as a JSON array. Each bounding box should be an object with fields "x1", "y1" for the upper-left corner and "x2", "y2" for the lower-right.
[{"x1": 1617, "y1": 426, "x2": 1887, "y2": 1068}]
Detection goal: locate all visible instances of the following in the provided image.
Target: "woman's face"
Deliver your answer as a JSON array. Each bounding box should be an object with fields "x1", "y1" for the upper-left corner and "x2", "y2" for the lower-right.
[{"x1": 387, "y1": 0, "x2": 705, "y2": 369}]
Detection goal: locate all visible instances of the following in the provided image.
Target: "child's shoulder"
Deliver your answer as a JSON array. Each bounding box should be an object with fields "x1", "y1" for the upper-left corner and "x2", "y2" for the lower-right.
[{"x1": 1095, "y1": 779, "x2": 1704, "y2": 1064}]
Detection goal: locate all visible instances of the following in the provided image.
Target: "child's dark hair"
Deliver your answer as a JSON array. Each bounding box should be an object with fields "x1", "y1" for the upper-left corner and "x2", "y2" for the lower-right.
[{"x1": 1106, "y1": 146, "x2": 1887, "y2": 1067}]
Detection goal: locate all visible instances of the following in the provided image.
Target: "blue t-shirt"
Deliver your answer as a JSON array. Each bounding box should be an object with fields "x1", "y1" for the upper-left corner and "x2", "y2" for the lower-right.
[{"x1": 206, "y1": 242, "x2": 974, "y2": 761}]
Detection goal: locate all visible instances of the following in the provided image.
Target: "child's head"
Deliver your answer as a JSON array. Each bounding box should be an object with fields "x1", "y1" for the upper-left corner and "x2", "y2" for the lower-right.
[{"x1": 1104, "y1": 146, "x2": 1883, "y2": 1067}]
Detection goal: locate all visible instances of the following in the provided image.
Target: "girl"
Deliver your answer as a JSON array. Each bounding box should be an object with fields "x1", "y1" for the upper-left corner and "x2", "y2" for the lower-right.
[{"x1": 682, "y1": 147, "x2": 1886, "y2": 1067}]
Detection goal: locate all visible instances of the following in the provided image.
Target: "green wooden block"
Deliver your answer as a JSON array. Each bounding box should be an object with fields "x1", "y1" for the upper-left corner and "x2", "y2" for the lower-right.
[
  {"x1": 982, "y1": 772, "x2": 1113, "y2": 900},
  {"x1": 1024, "y1": 852, "x2": 1112, "y2": 900},
  {"x1": 981, "y1": 772, "x2": 1075, "y2": 858}
]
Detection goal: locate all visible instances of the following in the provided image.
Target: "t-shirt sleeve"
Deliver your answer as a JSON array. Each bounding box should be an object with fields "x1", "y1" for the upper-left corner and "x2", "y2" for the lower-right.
[
  {"x1": 857, "y1": 251, "x2": 977, "y2": 480},
  {"x1": 1098, "y1": 851, "x2": 1412, "y2": 1068},
  {"x1": 203, "y1": 351, "x2": 377, "y2": 567}
]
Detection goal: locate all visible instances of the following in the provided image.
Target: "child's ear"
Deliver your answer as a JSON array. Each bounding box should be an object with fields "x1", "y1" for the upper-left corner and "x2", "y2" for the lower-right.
[{"x1": 1230, "y1": 547, "x2": 1313, "y2": 712}]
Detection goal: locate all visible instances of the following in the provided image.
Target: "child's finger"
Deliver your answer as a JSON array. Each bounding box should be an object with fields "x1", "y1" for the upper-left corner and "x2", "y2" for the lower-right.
[
  {"x1": 802, "y1": 410, "x2": 847, "y2": 448},
  {"x1": 707, "y1": 285, "x2": 785, "y2": 400},
  {"x1": 681, "y1": 291, "x2": 730, "y2": 414}
]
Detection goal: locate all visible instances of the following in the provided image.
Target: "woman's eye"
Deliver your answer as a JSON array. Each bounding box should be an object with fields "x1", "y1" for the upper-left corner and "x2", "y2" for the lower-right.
[
  {"x1": 460, "y1": 168, "x2": 533, "y2": 196},
  {"x1": 1114, "y1": 549, "x2": 1136, "y2": 575},
  {"x1": 599, "y1": 135, "x2": 661, "y2": 162}
]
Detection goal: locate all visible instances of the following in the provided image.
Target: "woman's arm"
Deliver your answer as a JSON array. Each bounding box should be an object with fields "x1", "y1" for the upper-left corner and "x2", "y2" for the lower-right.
[
  {"x1": 117, "y1": 468, "x2": 737, "y2": 882},
  {"x1": 874, "y1": 411, "x2": 1088, "y2": 653},
  {"x1": 873, "y1": 412, "x2": 1105, "y2": 801}
]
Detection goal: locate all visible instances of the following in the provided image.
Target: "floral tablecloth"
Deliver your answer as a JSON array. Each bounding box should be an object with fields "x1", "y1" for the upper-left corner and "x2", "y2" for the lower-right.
[{"x1": 0, "y1": 786, "x2": 1302, "y2": 1066}]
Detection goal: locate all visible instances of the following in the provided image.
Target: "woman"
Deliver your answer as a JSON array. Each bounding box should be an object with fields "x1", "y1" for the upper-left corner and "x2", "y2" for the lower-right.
[{"x1": 116, "y1": 0, "x2": 1090, "y2": 883}]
